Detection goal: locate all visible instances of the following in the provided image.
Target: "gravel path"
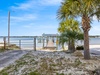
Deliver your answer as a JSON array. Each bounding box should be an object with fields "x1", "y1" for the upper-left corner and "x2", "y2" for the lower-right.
[{"x1": 0, "y1": 50, "x2": 30, "y2": 70}]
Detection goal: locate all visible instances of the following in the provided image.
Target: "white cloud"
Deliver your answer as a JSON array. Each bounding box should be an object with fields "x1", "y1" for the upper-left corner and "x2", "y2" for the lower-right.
[
  {"x1": 23, "y1": 24, "x2": 58, "y2": 29},
  {"x1": 11, "y1": 14, "x2": 37, "y2": 22},
  {"x1": 40, "y1": 0, "x2": 62, "y2": 6},
  {"x1": 93, "y1": 15, "x2": 97, "y2": 20},
  {"x1": 10, "y1": 1, "x2": 36, "y2": 10},
  {"x1": 10, "y1": 0, "x2": 62, "y2": 10}
]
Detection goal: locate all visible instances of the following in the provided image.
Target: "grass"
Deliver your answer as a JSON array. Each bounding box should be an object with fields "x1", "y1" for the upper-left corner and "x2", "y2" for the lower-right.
[
  {"x1": 29, "y1": 71, "x2": 40, "y2": 75},
  {"x1": 0, "y1": 44, "x2": 20, "y2": 53},
  {"x1": 0, "y1": 51, "x2": 100, "y2": 75},
  {"x1": 1, "y1": 72, "x2": 8, "y2": 75}
]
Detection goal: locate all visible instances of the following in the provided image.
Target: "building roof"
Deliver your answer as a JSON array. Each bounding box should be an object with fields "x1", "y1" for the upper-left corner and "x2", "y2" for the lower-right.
[{"x1": 42, "y1": 34, "x2": 58, "y2": 37}]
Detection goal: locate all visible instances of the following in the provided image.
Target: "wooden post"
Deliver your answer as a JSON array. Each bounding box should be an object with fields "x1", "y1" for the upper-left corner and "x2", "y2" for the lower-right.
[
  {"x1": 34, "y1": 36, "x2": 36, "y2": 51},
  {"x1": 46, "y1": 37, "x2": 48, "y2": 46},
  {"x1": 19, "y1": 40, "x2": 21, "y2": 50},
  {"x1": 3, "y1": 37, "x2": 6, "y2": 50},
  {"x1": 56, "y1": 38, "x2": 58, "y2": 50},
  {"x1": 43, "y1": 37, "x2": 44, "y2": 48}
]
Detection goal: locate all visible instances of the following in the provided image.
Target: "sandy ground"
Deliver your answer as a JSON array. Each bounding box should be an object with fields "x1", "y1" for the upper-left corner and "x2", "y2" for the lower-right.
[
  {"x1": 0, "y1": 45, "x2": 100, "y2": 72},
  {"x1": 90, "y1": 45, "x2": 100, "y2": 49},
  {"x1": 0, "y1": 50, "x2": 100, "y2": 75}
]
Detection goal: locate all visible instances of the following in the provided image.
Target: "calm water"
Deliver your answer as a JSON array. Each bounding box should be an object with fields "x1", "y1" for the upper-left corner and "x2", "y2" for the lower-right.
[
  {"x1": 89, "y1": 38, "x2": 100, "y2": 45},
  {"x1": 0, "y1": 37, "x2": 100, "y2": 49}
]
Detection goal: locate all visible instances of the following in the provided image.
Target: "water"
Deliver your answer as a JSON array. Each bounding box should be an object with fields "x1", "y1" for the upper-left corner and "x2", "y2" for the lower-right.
[
  {"x1": 0, "y1": 37, "x2": 100, "y2": 49},
  {"x1": 89, "y1": 38, "x2": 100, "y2": 45}
]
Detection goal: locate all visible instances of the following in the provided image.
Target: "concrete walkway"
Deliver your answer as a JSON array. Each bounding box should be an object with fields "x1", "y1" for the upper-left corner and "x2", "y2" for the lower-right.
[{"x1": 0, "y1": 50, "x2": 29, "y2": 70}]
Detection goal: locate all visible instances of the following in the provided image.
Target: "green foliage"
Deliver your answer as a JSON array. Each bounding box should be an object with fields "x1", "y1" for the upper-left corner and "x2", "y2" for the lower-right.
[
  {"x1": 58, "y1": 18, "x2": 81, "y2": 33},
  {"x1": 8, "y1": 44, "x2": 20, "y2": 50},
  {"x1": 29, "y1": 72, "x2": 40, "y2": 75},
  {"x1": 57, "y1": 0, "x2": 100, "y2": 21},
  {"x1": 74, "y1": 58, "x2": 82, "y2": 67},
  {"x1": 57, "y1": 0, "x2": 100, "y2": 59},
  {"x1": 58, "y1": 18, "x2": 83, "y2": 51},
  {"x1": 0, "y1": 44, "x2": 20, "y2": 53},
  {"x1": 56, "y1": 73, "x2": 65, "y2": 75},
  {"x1": 0, "y1": 47, "x2": 5, "y2": 52},
  {"x1": 2, "y1": 72, "x2": 8, "y2": 75},
  {"x1": 76, "y1": 46, "x2": 84, "y2": 50},
  {"x1": 58, "y1": 30, "x2": 83, "y2": 50}
]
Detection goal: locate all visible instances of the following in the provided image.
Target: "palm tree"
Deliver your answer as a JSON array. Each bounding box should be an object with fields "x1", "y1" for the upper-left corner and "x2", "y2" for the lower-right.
[
  {"x1": 57, "y1": 0, "x2": 100, "y2": 59},
  {"x1": 59, "y1": 30, "x2": 83, "y2": 52},
  {"x1": 58, "y1": 19, "x2": 83, "y2": 52},
  {"x1": 59, "y1": 33, "x2": 68, "y2": 50}
]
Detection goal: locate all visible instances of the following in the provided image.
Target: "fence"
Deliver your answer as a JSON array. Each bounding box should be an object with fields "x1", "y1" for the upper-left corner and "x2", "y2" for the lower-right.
[
  {"x1": 0, "y1": 36, "x2": 100, "y2": 50},
  {"x1": 0, "y1": 36, "x2": 57, "y2": 50}
]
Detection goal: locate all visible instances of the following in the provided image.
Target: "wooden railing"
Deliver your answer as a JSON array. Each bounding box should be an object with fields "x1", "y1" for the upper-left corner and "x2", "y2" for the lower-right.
[{"x1": 0, "y1": 36, "x2": 57, "y2": 50}]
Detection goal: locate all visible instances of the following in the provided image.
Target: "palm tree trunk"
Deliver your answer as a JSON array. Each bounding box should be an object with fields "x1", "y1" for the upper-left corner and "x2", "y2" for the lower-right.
[
  {"x1": 68, "y1": 40, "x2": 70, "y2": 50},
  {"x1": 71, "y1": 39, "x2": 75, "y2": 52},
  {"x1": 70, "y1": 39, "x2": 75, "y2": 53},
  {"x1": 84, "y1": 30, "x2": 90, "y2": 59},
  {"x1": 82, "y1": 15, "x2": 91, "y2": 59},
  {"x1": 68, "y1": 39, "x2": 75, "y2": 53}
]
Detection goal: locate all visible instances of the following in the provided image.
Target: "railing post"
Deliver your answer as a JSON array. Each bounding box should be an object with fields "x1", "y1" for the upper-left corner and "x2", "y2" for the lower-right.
[
  {"x1": 3, "y1": 37, "x2": 6, "y2": 50},
  {"x1": 43, "y1": 37, "x2": 44, "y2": 49},
  {"x1": 19, "y1": 40, "x2": 21, "y2": 50},
  {"x1": 34, "y1": 36, "x2": 36, "y2": 51},
  {"x1": 46, "y1": 37, "x2": 48, "y2": 46}
]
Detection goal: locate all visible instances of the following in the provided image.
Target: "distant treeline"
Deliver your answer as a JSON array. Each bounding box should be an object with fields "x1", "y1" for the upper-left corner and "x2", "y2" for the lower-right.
[{"x1": 89, "y1": 36, "x2": 100, "y2": 38}]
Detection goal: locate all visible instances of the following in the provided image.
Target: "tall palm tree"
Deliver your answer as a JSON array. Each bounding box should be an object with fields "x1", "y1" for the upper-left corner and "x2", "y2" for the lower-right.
[{"x1": 57, "y1": 0, "x2": 100, "y2": 59}]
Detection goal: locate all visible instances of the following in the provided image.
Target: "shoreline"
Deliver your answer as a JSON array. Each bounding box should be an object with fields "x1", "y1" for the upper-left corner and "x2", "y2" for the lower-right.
[
  {"x1": 90, "y1": 45, "x2": 100, "y2": 49},
  {"x1": 0, "y1": 44, "x2": 99, "y2": 49}
]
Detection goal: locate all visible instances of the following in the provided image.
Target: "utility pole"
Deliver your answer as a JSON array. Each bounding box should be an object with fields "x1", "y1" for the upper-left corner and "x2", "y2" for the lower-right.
[{"x1": 8, "y1": 11, "x2": 10, "y2": 48}]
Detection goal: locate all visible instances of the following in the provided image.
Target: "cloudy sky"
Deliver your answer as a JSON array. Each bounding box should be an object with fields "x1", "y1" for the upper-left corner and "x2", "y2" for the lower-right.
[{"x1": 0, "y1": 0, "x2": 100, "y2": 36}]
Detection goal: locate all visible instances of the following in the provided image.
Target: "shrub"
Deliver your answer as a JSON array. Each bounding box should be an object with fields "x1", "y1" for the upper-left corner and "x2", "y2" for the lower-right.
[
  {"x1": 76, "y1": 46, "x2": 84, "y2": 50},
  {"x1": 73, "y1": 50, "x2": 83, "y2": 57}
]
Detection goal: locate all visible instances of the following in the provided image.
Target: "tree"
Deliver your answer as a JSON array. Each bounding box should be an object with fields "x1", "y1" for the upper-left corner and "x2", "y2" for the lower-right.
[
  {"x1": 58, "y1": 18, "x2": 81, "y2": 33},
  {"x1": 58, "y1": 19, "x2": 83, "y2": 52},
  {"x1": 59, "y1": 30, "x2": 83, "y2": 52},
  {"x1": 57, "y1": 0, "x2": 100, "y2": 59}
]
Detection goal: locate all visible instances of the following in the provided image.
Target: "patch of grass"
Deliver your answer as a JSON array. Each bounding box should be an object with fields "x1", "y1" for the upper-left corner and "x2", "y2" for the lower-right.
[
  {"x1": 50, "y1": 63, "x2": 57, "y2": 66},
  {"x1": 74, "y1": 58, "x2": 82, "y2": 67},
  {"x1": 1, "y1": 72, "x2": 8, "y2": 75},
  {"x1": 56, "y1": 73, "x2": 65, "y2": 75},
  {"x1": 29, "y1": 71, "x2": 40, "y2": 75},
  {"x1": 0, "y1": 46, "x2": 6, "y2": 52}
]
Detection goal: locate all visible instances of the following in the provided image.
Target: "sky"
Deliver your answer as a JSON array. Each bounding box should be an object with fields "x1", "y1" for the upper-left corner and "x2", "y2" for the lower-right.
[{"x1": 0, "y1": 0, "x2": 100, "y2": 36}]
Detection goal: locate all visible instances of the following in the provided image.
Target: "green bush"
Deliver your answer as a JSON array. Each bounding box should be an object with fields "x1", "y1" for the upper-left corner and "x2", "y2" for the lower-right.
[{"x1": 76, "y1": 46, "x2": 84, "y2": 50}]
